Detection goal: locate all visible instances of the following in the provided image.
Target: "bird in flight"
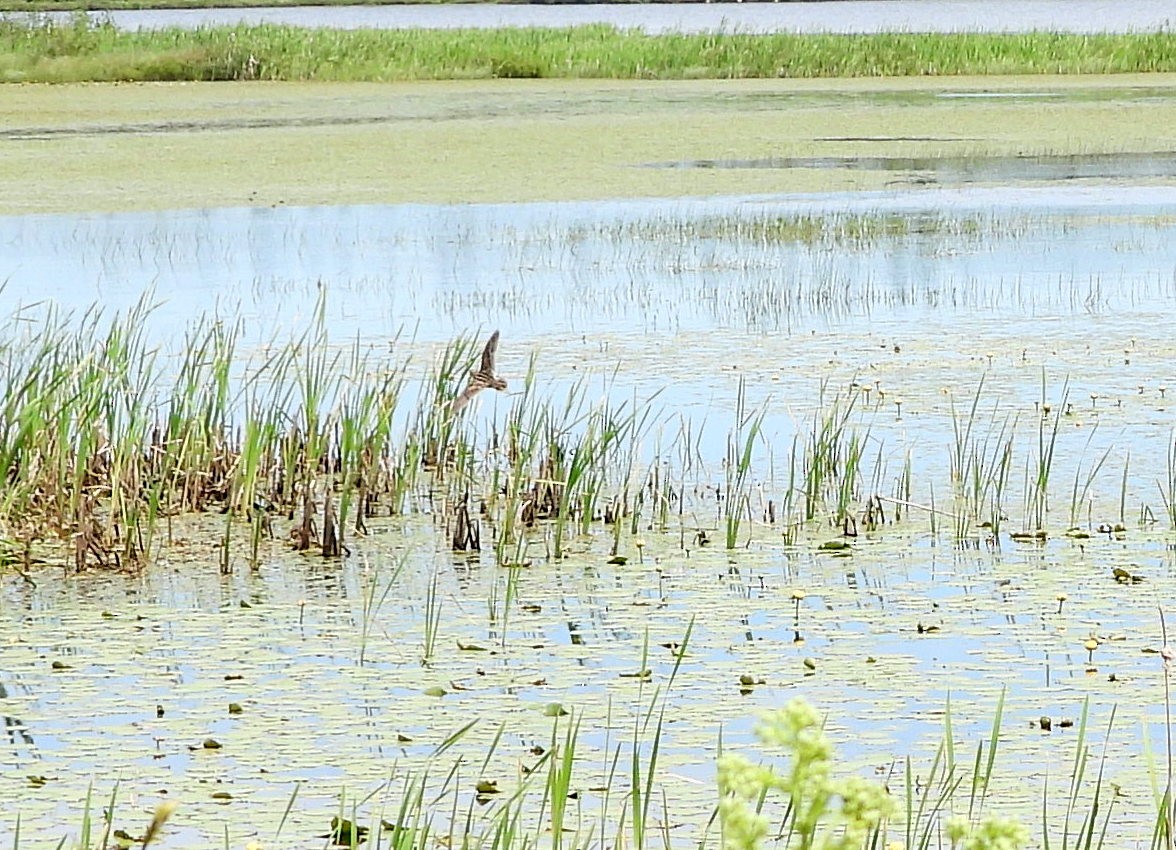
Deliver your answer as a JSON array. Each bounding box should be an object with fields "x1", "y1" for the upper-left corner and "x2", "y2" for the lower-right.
[{"x1": 451, "y1": 330, "x2": 507, "y2": 414}]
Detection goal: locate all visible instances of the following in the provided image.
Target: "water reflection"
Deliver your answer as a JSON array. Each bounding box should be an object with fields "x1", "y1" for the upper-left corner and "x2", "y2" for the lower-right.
[
  {"x1": 649, "y1": 151, "x2": 1176, "y2": 183},
  {"x1": 4, "y1": 186, "x2": 1176, "y2": 352}
]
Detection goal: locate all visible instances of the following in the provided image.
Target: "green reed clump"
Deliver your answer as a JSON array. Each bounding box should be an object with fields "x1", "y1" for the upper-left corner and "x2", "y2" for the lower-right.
[
  {"x1": 1024, "y1": 374, "x2": 1068, "y2": 533},
  {"x1": 0, "y1": 296, "x2": 427, "y2": 571},
  {"x1": 335, "y1": 334, "x2": 406, "y2": 535},
  {"x1": 799, "y1": 380, "x2": 873, "y2": 528},
  {"x1": 156, "y1": 316, "x2": 239, "y2": 517},
  {"x1": 490, "y1": 353, "x2": 546, "y2": 568},
  {"x1": 949, "y1": 377, "x2": 1016, "y2": 542},
  {"x1": 0, "y1": 296, "x2": 172, "y2": 568},
  {"x1": 725, "y1": 376, "x2": 764, "y2": 550},
  {"x1": 4, "y1": 19, "x2": 1176, "y2": 83},
  {"x1": 617, "y1": 212, "x2": 1000, "y2": 254},
  {"x1": 1067, "y1": 431, "x2": 1112, "y2": 531},
  {"x1": 476, "y1": 371, "x2": 661, "y2": 562},
  {"x1": 416, "y1": 331, "x2": 481, "y2": 477}
]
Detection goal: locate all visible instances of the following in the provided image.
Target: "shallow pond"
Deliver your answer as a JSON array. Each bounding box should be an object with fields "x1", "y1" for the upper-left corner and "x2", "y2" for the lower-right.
[{"x1": 4, "y1": 183, "x2": 1176, "y2": 847}]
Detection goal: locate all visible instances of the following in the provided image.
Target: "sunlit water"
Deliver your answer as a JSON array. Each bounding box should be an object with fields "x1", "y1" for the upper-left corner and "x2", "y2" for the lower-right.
[{"x1": 4, "y1": 181, "x2": 1176, "y2": 846}]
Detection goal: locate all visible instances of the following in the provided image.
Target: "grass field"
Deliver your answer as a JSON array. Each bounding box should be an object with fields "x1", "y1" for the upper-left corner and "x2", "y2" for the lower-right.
[{"x1": 3, "y1": 19, "x2": 1176, "y2": 83}]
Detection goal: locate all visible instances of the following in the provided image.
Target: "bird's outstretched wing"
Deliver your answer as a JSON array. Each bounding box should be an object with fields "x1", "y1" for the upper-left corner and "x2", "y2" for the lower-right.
[
  {"x1": 478, "y1": 330, "x2": 500, "y2": 377},
  {"x1": 450, "y1": 330, "x2": 505, "y2": 415}
]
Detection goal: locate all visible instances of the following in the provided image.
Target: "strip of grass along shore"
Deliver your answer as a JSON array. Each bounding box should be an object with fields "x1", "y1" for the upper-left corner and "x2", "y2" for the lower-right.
[
  {"x1": 2, "y1": 18, "x2": 1176, "y2": 83},
  {"x1": 8, "y1": 0, "x2": 485, "y2": 8}
]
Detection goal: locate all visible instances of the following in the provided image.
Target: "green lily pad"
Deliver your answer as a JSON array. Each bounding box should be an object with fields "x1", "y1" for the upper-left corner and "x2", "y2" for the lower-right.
[{"x1": 619, "y1": 668, "x2": 652, "y2": 679}]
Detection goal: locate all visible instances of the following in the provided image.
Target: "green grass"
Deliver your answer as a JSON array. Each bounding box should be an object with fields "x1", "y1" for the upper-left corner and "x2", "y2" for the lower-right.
[
  {"x1": 3, "y1": 18, "x2": 1176, "y2": 83},
  {"x1": 7, "y1": 0, "x2": 502, "y2": 9},
  {"x1": 21, "y1": 690, "x2": 1135, "y2": 850},
  {"x1": 0, "y1": 283, "x2": 1167, "y2": 577}
]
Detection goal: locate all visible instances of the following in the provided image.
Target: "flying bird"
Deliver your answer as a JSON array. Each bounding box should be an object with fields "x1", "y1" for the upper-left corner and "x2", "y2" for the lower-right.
[{"x1": 450, "y1": 330, "x2": 507, "y2": 414}]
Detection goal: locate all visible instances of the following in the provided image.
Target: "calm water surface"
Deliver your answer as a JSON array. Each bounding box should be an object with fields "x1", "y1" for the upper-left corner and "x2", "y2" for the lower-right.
[{"x1": 4, "y1": 182, "x2": 1176, "y2": 847}]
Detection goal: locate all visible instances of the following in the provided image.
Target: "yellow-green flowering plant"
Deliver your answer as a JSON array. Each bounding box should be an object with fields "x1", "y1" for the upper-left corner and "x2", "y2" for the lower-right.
[{"x1": 717, "y1": 698, "x2": 1028, "y2": 850}]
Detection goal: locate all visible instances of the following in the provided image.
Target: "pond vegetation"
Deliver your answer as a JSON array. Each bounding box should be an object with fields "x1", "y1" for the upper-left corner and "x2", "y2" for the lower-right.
[
  {"x1": 3, "y1": 17, "x2": 1176, "y2": 83},
  {"x1": 4, "y1": 197, "x2": 1176, "y2": 848}
]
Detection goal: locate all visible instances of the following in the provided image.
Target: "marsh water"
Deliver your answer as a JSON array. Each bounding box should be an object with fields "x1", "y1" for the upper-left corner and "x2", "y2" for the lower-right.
[
  {"x1": 5, "y1": 175, "x2": 1176, "y2": 848},
  {"x1": 37, "y1": 0, "x2": 1176, "y2": 34}
]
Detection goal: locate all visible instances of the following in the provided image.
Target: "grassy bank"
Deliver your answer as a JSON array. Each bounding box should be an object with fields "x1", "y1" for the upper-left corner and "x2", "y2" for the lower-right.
[
  {"x1": 3, "y1": 18, "x2": 1176, "y2": 82},
  {"x1": 7, "y1": 0, "x2": 475, "y2": 8}
]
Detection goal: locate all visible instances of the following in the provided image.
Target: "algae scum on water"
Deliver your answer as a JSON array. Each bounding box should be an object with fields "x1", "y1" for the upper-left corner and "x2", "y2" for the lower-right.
[{"x1": 5, "y1": 186, "x2": 1176, "y2": 847}]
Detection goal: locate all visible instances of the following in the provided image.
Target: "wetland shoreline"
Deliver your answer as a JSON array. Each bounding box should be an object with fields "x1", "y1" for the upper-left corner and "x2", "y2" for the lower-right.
[
  {"x1": 4, "y1": 13, "x2": 1176, "y2": 849},
  {"x1": 3, "y1": 20, "x2": 1176, "y2": 84}
]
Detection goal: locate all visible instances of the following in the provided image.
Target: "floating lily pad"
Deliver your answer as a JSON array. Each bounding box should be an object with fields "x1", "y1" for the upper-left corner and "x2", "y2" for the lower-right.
[{"x1": 619, "y1": 668, "x2": 652, "y2": 679}]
